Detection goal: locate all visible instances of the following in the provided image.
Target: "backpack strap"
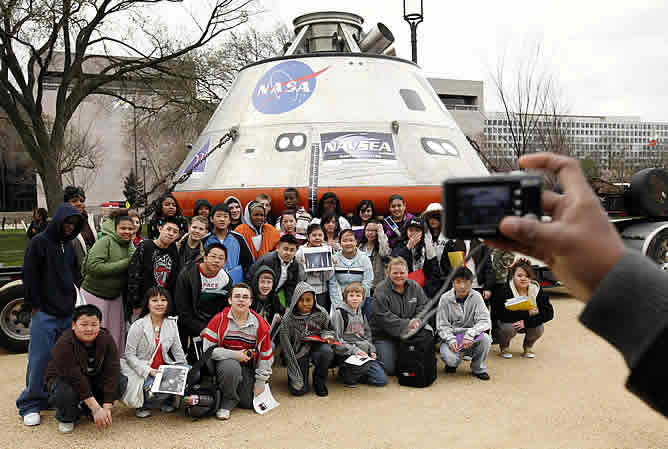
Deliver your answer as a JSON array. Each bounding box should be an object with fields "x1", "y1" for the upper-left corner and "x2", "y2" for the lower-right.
[
  {"x1": 186, "y1": 345, "x2": 216, "y2": 385},
  {"x1": 339, "y1": 308, "x2": 350, "y2": 332}
]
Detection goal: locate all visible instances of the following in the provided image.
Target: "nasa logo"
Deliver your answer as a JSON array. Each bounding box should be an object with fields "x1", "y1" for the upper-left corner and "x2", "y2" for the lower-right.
[
  {"x1": 253, "y1": 61, "x2": 329, "y2": 114},
  {"x1": 321, "y1": 132, "x2": 396, "y2": 161},
  {"x1": 184, "y1": 139, "x2": 211, "y2": 177}
]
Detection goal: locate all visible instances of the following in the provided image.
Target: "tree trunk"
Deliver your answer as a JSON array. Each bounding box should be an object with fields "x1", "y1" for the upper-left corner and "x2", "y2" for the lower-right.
[{"x1": 40, "y1": 157, "x2": 64, "y2": 214}]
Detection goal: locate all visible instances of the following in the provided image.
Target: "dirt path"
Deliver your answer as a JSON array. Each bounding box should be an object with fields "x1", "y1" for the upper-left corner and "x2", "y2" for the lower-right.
[{"x1": 0, "y1": 299, "x2": 665, "y2": 449}]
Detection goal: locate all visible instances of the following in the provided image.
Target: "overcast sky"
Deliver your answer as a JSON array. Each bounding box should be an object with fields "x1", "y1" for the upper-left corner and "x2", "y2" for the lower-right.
[{"x1": 240, "y1": 0, "x2": 667, "y2": 122}]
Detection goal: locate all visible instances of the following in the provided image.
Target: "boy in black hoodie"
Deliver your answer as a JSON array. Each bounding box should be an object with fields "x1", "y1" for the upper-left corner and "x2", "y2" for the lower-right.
[
  {"x1": 17, "y1": 203, "x2": 83, "y2": 426},
  {"x1": 250, "y1": 265, "x2": 281, "y2": 325}
]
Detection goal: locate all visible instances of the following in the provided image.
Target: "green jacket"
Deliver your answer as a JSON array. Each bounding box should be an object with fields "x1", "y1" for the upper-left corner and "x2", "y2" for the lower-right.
[{"x1": 81, "y1": 218, "x2": 136, "y2": 299}]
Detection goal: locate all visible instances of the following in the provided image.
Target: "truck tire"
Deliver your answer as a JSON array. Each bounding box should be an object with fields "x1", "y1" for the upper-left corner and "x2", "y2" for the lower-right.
[{"x1": 0, "y1": 283, "x2": 30, "y2": 353}]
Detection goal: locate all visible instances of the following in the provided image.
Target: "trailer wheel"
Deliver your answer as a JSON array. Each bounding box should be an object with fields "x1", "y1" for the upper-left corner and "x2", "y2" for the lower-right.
[{"x1": 0, "y1": 284, "x2": 30, "y2": 353}]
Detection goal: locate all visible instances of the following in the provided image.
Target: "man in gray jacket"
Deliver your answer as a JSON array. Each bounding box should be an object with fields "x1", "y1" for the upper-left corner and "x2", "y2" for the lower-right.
[{"x1": 436, "y1": 267, "x2": 491, "y2": 380}]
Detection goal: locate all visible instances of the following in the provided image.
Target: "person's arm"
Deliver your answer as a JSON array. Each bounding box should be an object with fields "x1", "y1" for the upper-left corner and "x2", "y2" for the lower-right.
[
  {"x1": 481, "y1": 250, "x2": 496, "y2": 292},
  {"x1": 328, "y1": 257, "x2": 343, "y2": 307},
  {"x1": 377, "y1": 228, "x2": 391, "y2": 257},
  {"x1": 254, "y1": 328, "x2": 274, "y2": 394},
  {"x1": 535, "y1": 288, "x2": 554, "y2": 323},
  {"x1": 173, "y1": 270, "x2": 208, "y2": 337},
  {"x1": 169, "y1": 320, "x2": 188, "y2": 365},
  {"x1": 361, "y1": 255, "x2": 374, "y2": 297},
  {"x1": 86, "y1": 239, "x2": 131, "y2": 276},
  {"x1": 279, "y1": 316, "x2": 305, "y2": 391},
  {"x1": 372, "y1": 289, "x2": 410, "y2": 338},
  {"x1": 436, "y1": 294, "x2": 456, "y2": 343},
  {"x1": 21, "y1": 239, "x2": 45, "y2": 311},
  {"x1": 331, "y1": 309, "x2": 358, "y2": 356},
  {"x1": 467, "y1": 294, "x2": 491, "y2": 339},
  {"x1": 124, "y1": 321, "x2": 153, "y2": 379},
  {"x1": 126, "y1": 243, "x2": 145, "y2": 309},
  {"x1": 101, "y1": 336, "x2": 121, "y2": 405}
]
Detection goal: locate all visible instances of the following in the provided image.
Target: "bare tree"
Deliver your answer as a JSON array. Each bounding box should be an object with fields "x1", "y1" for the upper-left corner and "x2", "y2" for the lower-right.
[
  {"x1": 124, "y1": 24, "x2": 290, "y2": 198},
  {"x1": 0, "y1": 0, "x2": 253, "y2": 213},
  {"x1": 489, "y1": 41, "x2": 572, "y2": 169}
]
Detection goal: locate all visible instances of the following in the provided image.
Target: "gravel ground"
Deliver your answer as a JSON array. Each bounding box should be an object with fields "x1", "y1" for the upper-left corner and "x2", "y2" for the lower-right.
[{"x1": 0, "y1": 298, "x2": 665, "y2": 449}]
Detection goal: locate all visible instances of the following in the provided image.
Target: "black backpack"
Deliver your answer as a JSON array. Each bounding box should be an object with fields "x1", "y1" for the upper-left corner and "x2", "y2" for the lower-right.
[
  {"x1": 397, "y1": 328, "x2": 437, "y2": 388},
  {"x1": 183, "y1": 346, "x2": 221, "y2": 419}
]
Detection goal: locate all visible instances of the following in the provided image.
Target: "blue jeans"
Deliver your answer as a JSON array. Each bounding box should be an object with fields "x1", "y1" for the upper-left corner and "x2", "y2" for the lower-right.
[
  {"x1": 365, "y1": 360, "x2": 388, "y2": 386},
  {"x1": 362, "y1": 296, "x2": 373, "y2": 322},
  {"x1": 374, "y1": 339, "x2": 399, "y2": 376},
  {"x1": 440, "y1": 333, "x2": 492, "y2": 374},
  {"x1": 17, "y1": 311, "x2": 72, "y2": 416}
]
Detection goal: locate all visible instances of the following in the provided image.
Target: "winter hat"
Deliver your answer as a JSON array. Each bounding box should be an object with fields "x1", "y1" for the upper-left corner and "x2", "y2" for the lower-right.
[
  {"x1": 406, "y1": 216, "x2": 424, "y2": 230},
  {"x1": 422, "y1": 202, "x2": 443, "y2": 219}
]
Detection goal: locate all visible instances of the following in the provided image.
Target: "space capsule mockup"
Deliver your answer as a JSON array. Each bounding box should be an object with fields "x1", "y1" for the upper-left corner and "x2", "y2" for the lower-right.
[{"x1": 172, "y1": 11, "x2": 488, "y2": 215}]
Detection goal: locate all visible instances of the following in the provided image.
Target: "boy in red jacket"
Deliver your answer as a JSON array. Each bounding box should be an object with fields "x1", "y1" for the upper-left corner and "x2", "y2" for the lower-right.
[{"x1": 202, "y1": 283, "x2": 273, "y2": 421}]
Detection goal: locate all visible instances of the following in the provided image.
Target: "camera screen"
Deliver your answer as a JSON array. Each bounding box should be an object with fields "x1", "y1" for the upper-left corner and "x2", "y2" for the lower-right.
[{"x1": 455, "y1": 185, "x2": 512, "y2": 230}]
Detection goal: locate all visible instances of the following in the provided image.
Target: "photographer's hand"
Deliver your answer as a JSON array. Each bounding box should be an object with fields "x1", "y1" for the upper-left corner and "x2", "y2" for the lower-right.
[{"x1": 487, "y1": 153, "x2": 625, "y2": 302}]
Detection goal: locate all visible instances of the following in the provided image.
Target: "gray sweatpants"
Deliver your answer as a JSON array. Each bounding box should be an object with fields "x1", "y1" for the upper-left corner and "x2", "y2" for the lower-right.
[
  {"x1": 439, "y1": 333, "x2": 492, "y2": 374},
  {"x1": 496, "y1": 321, "x2": 544, "y2": 349},
  {"x1": 214, "y1": 359, "x2": 255, "y2": 411}
]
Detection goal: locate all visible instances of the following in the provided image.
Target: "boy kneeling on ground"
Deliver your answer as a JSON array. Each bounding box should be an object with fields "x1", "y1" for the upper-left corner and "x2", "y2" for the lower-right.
[
  {"x1": 332, "y1": 282, "x2": 388, "y2": 387},
  {"x1": 436, "y1": 267, "x2": 492, "y2": 380},
  {"x1": 202, "y1": 283, "x2": 273, "y2": 421},
  {"x1": 280, "y1": 282, "x2": 336, "y2": 397},
  {"x1": 46, "y1": 304, "x2": 122, "y2": 433}
]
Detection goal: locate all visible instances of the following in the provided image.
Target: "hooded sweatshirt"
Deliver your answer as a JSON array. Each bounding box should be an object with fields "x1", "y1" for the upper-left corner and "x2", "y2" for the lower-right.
[
  {"x1": 81, "y1": 217, "x2": 136, "y2": 299},
  {"x1": 22, "y1": 203, "x2": 82, "y2": 317},
  {"x1": 250, "y1": 265, "x2": 282, "y2": 322},
  {"x1": 236, "y1": 202, "x2": 281, "y2": 261},
  {"x1": 280, "y1": 282, "x2": 336, "y2": 391},
  {"x1": 436, "y1": 288, "x2": 491, "y2": 344},
  {"x1": 331, "y1": 302, "x2": 376, "y2": 356},
  {"x1": 224, "y1": 196, "x2": 245, "y2": 230}
]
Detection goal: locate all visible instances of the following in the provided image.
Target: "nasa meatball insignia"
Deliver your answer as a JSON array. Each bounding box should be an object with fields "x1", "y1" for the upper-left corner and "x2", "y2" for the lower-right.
[{"x1": 253, "y1": 60, "x2": 330, "y2": 115}]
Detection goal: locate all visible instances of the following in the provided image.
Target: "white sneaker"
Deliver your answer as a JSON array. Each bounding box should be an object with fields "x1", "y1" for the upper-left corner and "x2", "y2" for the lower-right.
[
  {"x1": 215, "y1": 408, "x2": 230, "y2": 420},
  {"x1": 522, "y1": 348, "x2": 536, "y2": 358},
  {"x1": 500, "y1": 346, "x2": 512, "y2": 359},
  {"x1": 58, "y1": 421, "x2": 74, "y2": 434},
  {"x1": 462, "y1": 355, "x2": 472, "y2": 361},
  {"x1": 23, "y1": 413, "x2": 40, "y2": 426}
]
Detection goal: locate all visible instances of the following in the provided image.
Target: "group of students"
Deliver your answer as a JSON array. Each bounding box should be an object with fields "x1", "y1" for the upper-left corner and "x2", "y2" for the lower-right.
[{"x1": 16, "y1": 184, "x2": 554, "y2": 433}]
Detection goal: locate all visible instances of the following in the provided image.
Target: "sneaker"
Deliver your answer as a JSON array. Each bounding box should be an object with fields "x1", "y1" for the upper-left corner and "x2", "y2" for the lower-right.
[
  {"x1": 215, "y1": 408, "x2": 231, "y2": 420},
  {"x1": 445, "y1": 366, "x2": 457, "y2": 374},
  {"x1": 135, "y1": 408, "x2": 152, "y2": 418},
  {"x1": 57, "y1": 421, "x2": 74, "y2": 433},
  {"x1": 522, "y1": 347, "x2": 536, "y2": 358},
  {"x1": 314, "y1": 383, "x2": 329, "y2": 397},
  {"x1": 160, "y1": 403, "x2": 176, "y2": 413},
  {"x1": 23, "y1": 413, "x2": 40, "y2": 426},
  {"x1": 462, "y1": 355, "x2": 472, "y2": 361},
  {"x1": 343, "y1": 382, "x2": 359, "y2": 388},
  {"x1": 500, "y1": 346, "x2": 512, "y2": 358},
  {"x1": 472, "y1": 372, "x2": 491, "y2": 381}
]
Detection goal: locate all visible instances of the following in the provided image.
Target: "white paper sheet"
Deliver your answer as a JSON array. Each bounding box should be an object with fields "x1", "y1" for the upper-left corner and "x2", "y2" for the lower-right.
[{"x1": 253, "y1": 384, "x2": 280, "y2": 415}]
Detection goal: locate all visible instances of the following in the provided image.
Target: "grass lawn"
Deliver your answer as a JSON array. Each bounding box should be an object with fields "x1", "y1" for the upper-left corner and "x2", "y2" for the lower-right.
[{"x1": 0, "y1": 231, "x2": 27, "y2": 267}]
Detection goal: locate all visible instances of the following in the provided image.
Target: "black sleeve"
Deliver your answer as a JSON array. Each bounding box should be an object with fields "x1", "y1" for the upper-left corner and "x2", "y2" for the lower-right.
[
  {"x1": 167, "y1": 247, "x2": 181, "y2": 297},
  {"x1": 22, "y1": 239, "x2": 45, "y2": 310},
  {"x1": 481, "y1": 250, "x2": 496, "y2": 291},
  {"x1": 625, "y1": 326, "x2": 668, "y2": 418},
  {"x1": 26, "y1": 223, "x2": 37, "y2": 239},
  {"x1": 174, "y1": 268, "x2": 207, "y2": 337},
  {"x1": 536, "y1": 289, "x2": 554, "y2": 324},
  {"x1": 147, "y1": 217, "x2": 160, "y2": 240},
  {"x1": 237, "y1": 235, "x2": 254, "y2": 273},
  {"x1": 423, "y1": 256, "x2": 443, "y2": 298},
  {"x1": 491, "y1": 284, "x2": 530, "y2": 323},
  {"x1": 126, "y1": 243, "x2": 145, "y2": 309}
]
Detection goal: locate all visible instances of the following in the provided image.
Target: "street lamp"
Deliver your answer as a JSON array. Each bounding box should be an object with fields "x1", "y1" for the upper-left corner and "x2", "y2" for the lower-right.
[
  {"x1": 141, "y1": 156, "x2": 147, "y2": 210},
  {"x1": 403, "y1": 0, "x2": 424, "y2": 64}
]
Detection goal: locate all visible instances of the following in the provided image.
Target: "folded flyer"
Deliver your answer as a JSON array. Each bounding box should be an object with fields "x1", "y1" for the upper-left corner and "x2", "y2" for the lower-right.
[
  {"x1": 504, "y1": 296, "x2": 534, "y2": 311},
  {"x1": 344, "y1": 354, "x2": 373, "y2": 366},
  {"x1": 253, "y1": 384, "x2": 280, "y2": 415}
]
